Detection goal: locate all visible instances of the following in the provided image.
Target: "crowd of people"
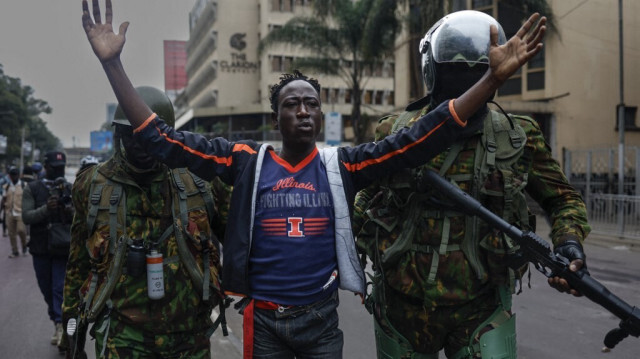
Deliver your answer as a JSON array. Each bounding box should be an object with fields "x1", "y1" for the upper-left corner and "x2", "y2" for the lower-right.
[{"x1": 0, "y1": 1, "x2": 600, "y2": 358}]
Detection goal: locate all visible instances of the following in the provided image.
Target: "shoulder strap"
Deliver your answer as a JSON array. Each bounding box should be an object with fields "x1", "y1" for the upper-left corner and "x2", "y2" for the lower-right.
[
  {"x1": 86, "y1": 168, "x2": 103, "y2": 235},
  {"x1": 107, "y1": 180, "x2": 125, "y2": 255},
  {"x1": 187, "y1": 171, "x2": 217, "y2": 225},
  {"x1": 170, "y1": 168, "x2": 215, "y2": 303}
]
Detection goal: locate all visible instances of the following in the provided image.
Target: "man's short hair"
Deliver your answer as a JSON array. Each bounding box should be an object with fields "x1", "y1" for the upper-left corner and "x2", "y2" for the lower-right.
[{"x1": 269, "y1": 70, "x2": 321, "y2": 113}]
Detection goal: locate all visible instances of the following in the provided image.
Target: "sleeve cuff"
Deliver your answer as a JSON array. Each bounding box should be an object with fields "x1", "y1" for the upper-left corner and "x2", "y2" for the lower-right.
[
  {"x1": 133, "y1": 113, "x2": 157, "y2": 134},
  {"x1": 448, "y1": 99, "x2": 466, "y2": 127}
]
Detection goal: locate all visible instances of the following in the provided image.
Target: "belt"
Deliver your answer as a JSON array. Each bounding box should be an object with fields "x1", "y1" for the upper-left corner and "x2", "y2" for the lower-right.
[{"x1": 254, "y1": 299, "x2": 293, "y2": 312}]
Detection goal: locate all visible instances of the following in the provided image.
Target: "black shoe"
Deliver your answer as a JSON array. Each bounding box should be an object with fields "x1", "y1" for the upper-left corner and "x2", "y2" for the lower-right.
[{"x1": 8, "y1": 252, "x2": 19, "y2": 258}]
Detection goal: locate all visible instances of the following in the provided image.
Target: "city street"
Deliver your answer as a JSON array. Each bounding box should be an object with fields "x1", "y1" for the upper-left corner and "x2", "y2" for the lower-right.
[{"x1": 1, "y1": 221, "x2": 638, "y2": 358}]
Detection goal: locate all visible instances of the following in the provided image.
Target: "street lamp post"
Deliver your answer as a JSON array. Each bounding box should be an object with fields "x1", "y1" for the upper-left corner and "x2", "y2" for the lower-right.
[{"x1": 616, "y1": 0, "x2": 625, "y2": 236}]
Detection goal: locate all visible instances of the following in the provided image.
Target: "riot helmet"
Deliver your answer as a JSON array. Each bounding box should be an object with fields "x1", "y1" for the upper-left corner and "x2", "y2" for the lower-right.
[
  {"x1": 80, "y1": 155, "x2": 99, "y2": 169},
  {"x1": 112, "y1": 86, "x2": 175, "y2": 128},
  {"x1": 112, "y1": 86, "x2": 174, "y2": 170},
  {"x1": 420, "y1": 10, "x2": 506, "y2": 104}
]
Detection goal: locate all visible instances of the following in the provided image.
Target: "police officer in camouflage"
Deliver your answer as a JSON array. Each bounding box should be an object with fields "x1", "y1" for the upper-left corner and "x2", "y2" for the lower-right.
[
  {"x1": 62, "y1": 87, "x2": 227, "y2": 358},
  {"x1": 354, "y1": 11, "x2": 591, "y2": 359}
]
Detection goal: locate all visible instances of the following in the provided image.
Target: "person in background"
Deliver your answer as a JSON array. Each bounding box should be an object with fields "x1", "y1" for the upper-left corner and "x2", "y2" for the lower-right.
[
  {"x1": 76, "y1": 155, "x2": 100, "y2": 177},
  {"x1": 32, "y1": 162, "x2": 45, "y2": 180},
  {"x1": 2, "y1": 166, "x2": 28, "y2": 257},
  {"x1": 22, "y1": 164, "x2": 36, "y2": 184},
  {"x1": 22, "y1": 151, "x2": 73, "y2": 351},
  {"x1": 0, "y1": 168, "x2": 9, "y2": 237}
]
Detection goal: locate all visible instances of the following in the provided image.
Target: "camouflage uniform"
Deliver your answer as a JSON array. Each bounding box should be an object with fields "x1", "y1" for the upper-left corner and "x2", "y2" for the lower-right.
[
  {"x1": 354, "y1": 101, "x2": 591, "y2": 357},
  {"x1": 63, "y1": 156, "x2": 226, "y2": 358}
]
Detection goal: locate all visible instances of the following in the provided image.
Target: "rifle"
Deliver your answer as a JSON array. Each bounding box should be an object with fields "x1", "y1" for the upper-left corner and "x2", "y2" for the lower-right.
[{"x1": 421, "y1": 169, "x2": 640, "y2": 350}]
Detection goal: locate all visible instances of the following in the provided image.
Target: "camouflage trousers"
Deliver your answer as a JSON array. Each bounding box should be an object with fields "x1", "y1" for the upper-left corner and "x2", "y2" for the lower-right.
[
  {"x1": 93, "y1": 316, "x2": 211, "y2": 359},
  {"x1": 378, "y1": 286, "x2": 506, "y2": 358}
]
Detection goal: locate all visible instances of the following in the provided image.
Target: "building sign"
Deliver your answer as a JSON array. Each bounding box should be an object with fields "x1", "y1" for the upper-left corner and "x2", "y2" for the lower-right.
[
  {"x1": 325, "y1": 112, "x2": 342, "y2": 146},
  {"x1": 220, "y1": 53, "x2": 258, "y2": 73},
  {"x1": 219, "y1": 33, "x2": 257, "y2": 73},
  {"x1": 230, "y1": 33, "x2": 247, "y2": 51},
  {"x1": 90, "y1": 131, "x2": 114, "y2": 152}
]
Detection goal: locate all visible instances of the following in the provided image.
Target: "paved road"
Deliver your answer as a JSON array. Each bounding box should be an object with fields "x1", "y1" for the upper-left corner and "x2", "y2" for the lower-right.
[{"x1": 1, "y1": 221, "x2": 639, "y2": 358}]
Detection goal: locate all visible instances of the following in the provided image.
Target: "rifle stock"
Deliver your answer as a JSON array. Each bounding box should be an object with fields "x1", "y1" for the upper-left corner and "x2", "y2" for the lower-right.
[{"x1": 421, "y1": 169, "x2": 640, "y2": 349}]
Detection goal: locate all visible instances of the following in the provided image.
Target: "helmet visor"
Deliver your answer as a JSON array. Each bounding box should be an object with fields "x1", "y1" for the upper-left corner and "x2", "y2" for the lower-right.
[{"x1": 430, "y1": 11, "x2": 506, "y2": 66}]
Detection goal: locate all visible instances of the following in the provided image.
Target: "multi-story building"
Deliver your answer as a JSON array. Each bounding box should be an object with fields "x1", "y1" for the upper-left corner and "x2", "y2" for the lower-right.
[
  {"x1": 176, "y1": 0, "x2": 399, "y2": 143},
  {"x1": 445, "y1": 0, "x2": 640, "y2": 158},
  {"x1": 178, "y1": 0, "x2": 640, "y2": 161}
]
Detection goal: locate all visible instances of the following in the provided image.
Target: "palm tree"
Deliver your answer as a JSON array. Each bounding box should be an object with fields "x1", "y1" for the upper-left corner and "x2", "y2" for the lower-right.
[{"x1": 259, "y1": 0, "x2": 400, "y2": 144}]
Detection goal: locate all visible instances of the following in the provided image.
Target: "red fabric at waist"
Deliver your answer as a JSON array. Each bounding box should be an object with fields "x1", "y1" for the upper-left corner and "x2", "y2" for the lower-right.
[{"x1": 254, "y1": 299, "x2": 292, "y2": 310}]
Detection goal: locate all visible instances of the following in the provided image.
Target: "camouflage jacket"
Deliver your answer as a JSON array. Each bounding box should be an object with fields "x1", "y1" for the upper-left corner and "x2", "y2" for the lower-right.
[
  {"x1": 354, "y1": 100, "x2": 591, "y2": 307},
  {"x1": 62, "y1": 157, "x2": 225, "y2": 333}
]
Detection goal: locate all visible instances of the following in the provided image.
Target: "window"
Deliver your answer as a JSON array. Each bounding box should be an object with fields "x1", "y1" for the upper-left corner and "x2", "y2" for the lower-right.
[
  {"x1": 283, "y1": 57, "x2": 293, "y2": 71},
  {"x1": 374, "y1": 91, "x2": 383, "y2": 105},
  {"x1": 526, "y1": 46, "x2": 545, "y2": 91},
  {"x1": 282, "y1": 0, "x2": 292, "y2": 12},
  {"x1": 616, "y1": 105, "x2": 639, "y2": 131},
  {"x1": 332, "y1": 89, "x2": 340, "y2": 103},
  {"x1": 345, "y1": 89, "x2": 352, "y2": 104},
  {"x1": 374, "y1": 63, "x2": 383, "y2": 77},
  {"x1": 364, "y1": 90, "x2": 373, "y2": 105},
  {"x1": 387, "y1": 91, "x2": 395, "y2": 106},
  {"x1": 272, "y1": 0, "x2": 293, "y2": 12},
  {"x1": 321, "y1": 88, "x2": 329, "y2": 103},
  {"x1": 499, "y1": 69, "x2": 522, "y2": 96},
  {"x1": 271, "y1": 56, "x2": 282, "y2": 72},
  {"x1": 452, "y1": 0, "x2": 467, "y2": 11}
]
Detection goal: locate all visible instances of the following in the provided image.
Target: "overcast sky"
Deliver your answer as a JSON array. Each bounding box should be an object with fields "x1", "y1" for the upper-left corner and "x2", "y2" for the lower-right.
[{"x1": 0, "y1": 0, "x2": 195, "y2": 148}]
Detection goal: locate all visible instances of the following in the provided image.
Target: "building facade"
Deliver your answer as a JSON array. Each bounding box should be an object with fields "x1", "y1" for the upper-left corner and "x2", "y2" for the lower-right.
[
  {"x1": 178, "y1": 0, "x2": 640, "y2": 158},
  {"x1": 177, "y1": 0, "x2": 401, "y2": 143}
]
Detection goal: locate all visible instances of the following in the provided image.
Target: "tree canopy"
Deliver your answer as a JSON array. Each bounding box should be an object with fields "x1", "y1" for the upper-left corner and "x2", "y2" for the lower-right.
[{"x1": 0, "y1": 63, "x2": 60, "y2": 170}]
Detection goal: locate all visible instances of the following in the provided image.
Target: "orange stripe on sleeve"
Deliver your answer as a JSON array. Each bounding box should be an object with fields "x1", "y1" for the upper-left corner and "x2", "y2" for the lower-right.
[
  {"x1": 342, "y1": 118, "x2": 448, "y2": 172},
  {"x1": 232, "y1": 143, "x2": 257, "y2": 154},
  {"x1": 448, "y1": 99, "x2": 467, "y2": 127},
  {"x1": 133, "y1": 113, "x2": 158, "y2": 134},
  {"x1": 156, "y1": 128, "x2": 234, "y2": 166}
]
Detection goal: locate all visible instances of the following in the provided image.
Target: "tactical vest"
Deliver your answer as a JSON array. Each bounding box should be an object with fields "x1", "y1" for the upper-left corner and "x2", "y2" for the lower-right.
[
  {"x1": 359, "y1": 108, "x2": 533, "y2": 304},
  {"x1": 80, "y1": 166, "x2": 221, "y2": 322}
]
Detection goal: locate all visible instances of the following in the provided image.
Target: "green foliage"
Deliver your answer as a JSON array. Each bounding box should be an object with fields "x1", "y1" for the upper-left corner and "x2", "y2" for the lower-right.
[
  {"x1": 260, "y1": 0, "x2": 400, "y2": 144},
  {"x1": 0, "y1": 63, "x2": 60, "y2": 166}
]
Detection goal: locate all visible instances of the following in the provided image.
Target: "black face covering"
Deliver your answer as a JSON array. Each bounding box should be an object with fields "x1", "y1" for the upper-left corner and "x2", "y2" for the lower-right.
[
  {"x1": 431, "y1": 62, "x2": 489, "y2": 105},
  {"x1": 46, "y1": 166, "x2": 65, "y2": 180}
]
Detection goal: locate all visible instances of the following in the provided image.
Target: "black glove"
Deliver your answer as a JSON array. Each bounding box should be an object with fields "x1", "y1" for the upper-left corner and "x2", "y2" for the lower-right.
[{"x1": 554, "y1": 239, "x2": 587, "y2": 271}]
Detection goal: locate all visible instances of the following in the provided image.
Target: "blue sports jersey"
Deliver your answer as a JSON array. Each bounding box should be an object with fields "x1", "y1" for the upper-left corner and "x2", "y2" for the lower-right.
[{"x1": 250, "y1": 147, "x2": 338, "y2": 305}]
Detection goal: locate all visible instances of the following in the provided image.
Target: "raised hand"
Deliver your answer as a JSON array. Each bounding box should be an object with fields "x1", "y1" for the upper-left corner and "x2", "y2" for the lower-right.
[
  {"x1": 489, "y1": 13, "x2": 546, "y2": 84},
  {"x1": 82, "y1": 0, "x2": 129, "y2": 63}
]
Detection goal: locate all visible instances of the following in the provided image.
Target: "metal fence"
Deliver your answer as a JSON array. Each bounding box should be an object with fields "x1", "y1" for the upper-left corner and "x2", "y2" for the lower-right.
[{"x1": 563, "y1": 146, "x2": 640, "y2": 239}]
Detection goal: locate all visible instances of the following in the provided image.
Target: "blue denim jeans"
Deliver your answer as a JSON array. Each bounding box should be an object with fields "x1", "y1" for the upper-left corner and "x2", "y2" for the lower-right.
[
  {"x1": 252, "y1": 290, "x2": 343, "y2": 359},
  {"x1": 32, "y1": 254, "x2": 68, "y2": 323}
]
